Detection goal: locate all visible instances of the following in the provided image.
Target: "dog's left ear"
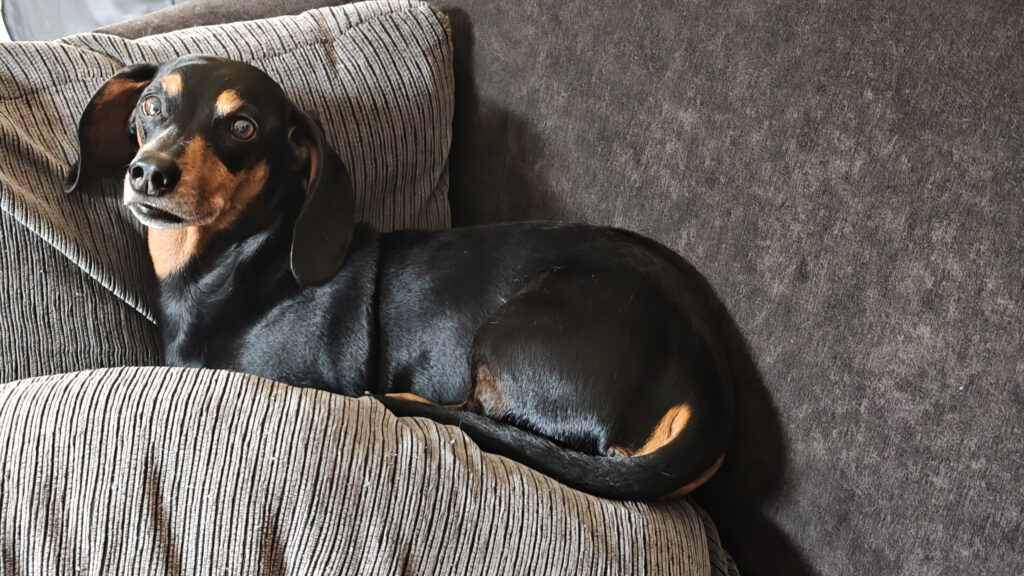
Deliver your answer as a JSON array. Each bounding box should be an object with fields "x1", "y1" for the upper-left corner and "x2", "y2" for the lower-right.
[
  {"x1": 64, "y1": 62, "x2": 158, "y2": 194},
  {"x1": 288, "y1": 108, "x2": 356, "y2": 287}
]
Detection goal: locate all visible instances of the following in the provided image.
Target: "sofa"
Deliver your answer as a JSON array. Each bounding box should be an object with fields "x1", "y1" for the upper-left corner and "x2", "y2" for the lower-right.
[
  {"x1": 2, "y1": 0, "x2": 1021, "y2": 575},
  {"x1": 1, "y1": 1, "x2": 737, "y2": 574}
]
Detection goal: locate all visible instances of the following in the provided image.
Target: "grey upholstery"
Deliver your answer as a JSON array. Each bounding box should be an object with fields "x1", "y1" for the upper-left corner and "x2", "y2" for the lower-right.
[
  {"x1": 101, "y1": 1, "x2": 1024, "y2": 575},
  {"x1": 0, "y1": 367, "x2": 735, "y2": 575}
]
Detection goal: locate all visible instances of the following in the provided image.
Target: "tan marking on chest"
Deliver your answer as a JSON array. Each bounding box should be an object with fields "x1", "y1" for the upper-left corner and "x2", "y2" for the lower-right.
[
  {"x1": 161, "y1": 73, "x2": 183, "y2": 96},
  {"x1": 215, "y1": 90, "x2": 244, "y2": 116},
  {"x1": 147, "y1": 226, "x2": 205, "y2": 279}
]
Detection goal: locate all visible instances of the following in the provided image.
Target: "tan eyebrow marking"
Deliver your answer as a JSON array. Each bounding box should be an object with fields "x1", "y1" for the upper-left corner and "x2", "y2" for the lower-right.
[
  {"x1": 215, "y1": 90, "x2": 244, "y2": 116},
  {"x1": 161, "y1": 73, "x2": 183, "y2": 96}
]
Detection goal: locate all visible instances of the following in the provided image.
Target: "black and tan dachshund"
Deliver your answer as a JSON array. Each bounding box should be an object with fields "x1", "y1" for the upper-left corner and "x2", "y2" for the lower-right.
[{"x1": 65, "y1": 55, "x2": 734, "y2": 500}]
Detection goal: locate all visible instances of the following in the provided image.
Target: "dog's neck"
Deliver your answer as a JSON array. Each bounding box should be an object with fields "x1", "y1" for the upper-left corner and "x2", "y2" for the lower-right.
[
  {"x1": 154, "y1": 219, "x2": 295, "y2": 367},
  {"x1": 148, "y1": 173, "x2": 300, "y2": 365},
  {"x1": 152, "y1": 212, "x2": 382, "y2": 391}
]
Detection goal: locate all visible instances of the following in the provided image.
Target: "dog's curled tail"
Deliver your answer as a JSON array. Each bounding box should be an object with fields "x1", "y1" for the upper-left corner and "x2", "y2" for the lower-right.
[{"x1": 374, "y1": 394, "x2": 731, "y2": 501}]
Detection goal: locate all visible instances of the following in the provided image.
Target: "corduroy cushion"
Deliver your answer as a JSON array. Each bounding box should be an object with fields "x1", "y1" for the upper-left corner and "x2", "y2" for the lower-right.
[
  {"x1": 0, "y1": 367, "x2": 737, "y2": 575},
  {"x1": 0, "y1": 0, "x2": 454, "y2": 382}
]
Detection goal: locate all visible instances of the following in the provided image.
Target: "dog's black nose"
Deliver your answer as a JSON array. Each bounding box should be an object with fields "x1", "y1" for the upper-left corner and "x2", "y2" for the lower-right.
[{"x1": 128, "y1": 155, "x2": 181, "y2": 196}]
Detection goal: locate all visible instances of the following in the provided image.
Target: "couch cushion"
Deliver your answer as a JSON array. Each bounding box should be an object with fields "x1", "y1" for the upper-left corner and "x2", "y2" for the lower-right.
[
  {"x1": 0, "y1": 209, "x2": 163, "y2": 381},
  {"x1": 0, "y1": 366, "x2": 737, "y2": 574},
  {"x1": 0, "y1": 0, "x2": 454, "y2": 382}
]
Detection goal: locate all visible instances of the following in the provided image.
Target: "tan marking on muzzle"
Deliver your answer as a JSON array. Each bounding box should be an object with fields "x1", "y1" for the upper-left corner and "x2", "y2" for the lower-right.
[
  {"x1": 215, "y1": 90, "x2": 244, "y2": 116},
  {"x1": 161, "y1": 73, "x2": 183, "y2": 96},
  {"x1": 143, "y1": 136, "x2": 269, "y2": 278}
]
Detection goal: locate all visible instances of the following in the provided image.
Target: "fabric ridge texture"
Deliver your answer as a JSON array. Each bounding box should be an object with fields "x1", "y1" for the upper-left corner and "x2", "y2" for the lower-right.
[{"x1": 0, "y1": 367, "x2": 733, "y2": 575}]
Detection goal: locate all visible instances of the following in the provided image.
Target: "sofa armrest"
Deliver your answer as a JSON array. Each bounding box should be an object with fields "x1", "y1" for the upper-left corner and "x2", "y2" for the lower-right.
[{"x1": 0, "y1": 366, "x2": 737, "y2": 574}]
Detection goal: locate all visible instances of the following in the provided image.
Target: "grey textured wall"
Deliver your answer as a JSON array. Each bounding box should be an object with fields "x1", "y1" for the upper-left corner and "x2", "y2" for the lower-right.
[{"x1": 440, "y1": 3, "x2": 1024, "y2": 574}]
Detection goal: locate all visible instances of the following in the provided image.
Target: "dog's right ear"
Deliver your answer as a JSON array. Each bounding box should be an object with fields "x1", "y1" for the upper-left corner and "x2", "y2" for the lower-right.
[
  {"x1": 287, "y1": 108, "x2": 356, "y2": 287},
  {"x1": 64, "y1": 63, "x2": 158, "y2": 194}
]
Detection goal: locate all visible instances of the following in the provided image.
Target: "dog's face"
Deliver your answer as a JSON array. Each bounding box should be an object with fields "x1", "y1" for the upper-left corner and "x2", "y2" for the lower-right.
[
  {"x1": 66, "y1": 55, "x2": 354, "y2": 286},
  {"x1": 122, "y1": 56, "x2": 288, "y2": 230}
]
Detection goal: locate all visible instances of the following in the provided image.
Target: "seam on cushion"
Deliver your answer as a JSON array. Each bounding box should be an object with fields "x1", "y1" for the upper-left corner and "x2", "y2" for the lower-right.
[
  {"x1": 0, "y1": 201, "x2": 159, "y2": 324},
  {"x1": 0, "y1": 2, "x2": 453, "y2": 322},
  {"x1": 0, "y1": 41, "x2": 128, "y2": 101}
]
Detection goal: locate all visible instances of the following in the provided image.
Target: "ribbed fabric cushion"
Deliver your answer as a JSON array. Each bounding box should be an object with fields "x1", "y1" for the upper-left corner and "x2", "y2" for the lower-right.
[
  {"x1": 0, "y1": 367, "x2": 735, "y2": 575},
  {"x1": 0, "y1": 0, "x2": 453, "y2": 381},
  {"x1": 0, "y1": 210, "x2": 162, "y2": 380}
]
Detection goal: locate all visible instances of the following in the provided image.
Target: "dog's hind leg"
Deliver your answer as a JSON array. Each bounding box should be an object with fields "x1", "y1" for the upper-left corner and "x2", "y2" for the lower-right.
[{"x1": 464, "y1": 265, "x2": 698, "y2": 458}]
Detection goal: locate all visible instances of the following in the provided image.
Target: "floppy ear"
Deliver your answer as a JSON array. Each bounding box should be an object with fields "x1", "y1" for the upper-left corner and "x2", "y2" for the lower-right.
[
  {"x1": 288, "y1": 108, "x2": 356, "y2": 287},
  {"x1": 64, "y1": 63, "x2": 158, "y2": 194}
]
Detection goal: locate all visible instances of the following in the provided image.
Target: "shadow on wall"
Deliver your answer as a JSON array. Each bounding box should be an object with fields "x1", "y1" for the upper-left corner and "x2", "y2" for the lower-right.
[
  {"x1": 692, "y1": 314, "x2": 819, "y2": 576},
  {"x1": 443, "y1": 9, "x2": 564, "y2": 225},
  {"x1": 443, "y1": 8, "x2": 816, "y2": 576}
]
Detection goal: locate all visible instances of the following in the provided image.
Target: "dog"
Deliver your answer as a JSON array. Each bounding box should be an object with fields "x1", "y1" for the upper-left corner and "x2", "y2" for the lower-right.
[{"x1": 64, "y1": 55, "x2": 734, "y2": 500}]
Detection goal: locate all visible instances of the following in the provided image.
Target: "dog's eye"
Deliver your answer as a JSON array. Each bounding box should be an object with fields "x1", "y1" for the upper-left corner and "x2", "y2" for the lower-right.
[
  {"x1": 230, "y1": 118, "x2": 256, "y2": 141},
  {"x1": 141, "y1": 96, "x2": 162, "y2": 117}
]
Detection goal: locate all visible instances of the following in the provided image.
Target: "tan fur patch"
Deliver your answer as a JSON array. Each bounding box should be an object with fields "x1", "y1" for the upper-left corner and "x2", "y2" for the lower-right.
[
  {"x1": 384, "y1": 392, "x2": 467, "y2": 409},
  {"x1": 466, "y1": 365, "x2": 503, "y2": 416},
  {"x1": 161, "y1": 73, "x2": 183, "y2": 96},
  {"x1": 613, "y1": 446, "x2": 633, "y2": 458},
  {"x1": 148, "y1": 227, "x2": 203, "y2": 279},
  {"x1": 384, "y1": 392, "x2": 435, "y2": 406},
  {"x1": 143, "y1": 136, "x2": 269, "y2": 278},
  {"x1": 633, "y1": 404, "x2": 692, "y2": 457},
  {"x1": 215, "y1": 90, "x2": 244, "y2": 116},
  {"x1": 89, "y1": 78, "x2": 151, "y2": 151}
]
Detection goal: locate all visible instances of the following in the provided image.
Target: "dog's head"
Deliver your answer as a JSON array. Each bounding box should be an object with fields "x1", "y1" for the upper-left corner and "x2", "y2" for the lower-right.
[{"x1": 66, "y1": 55, "x2": 354, "y2": 286}]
